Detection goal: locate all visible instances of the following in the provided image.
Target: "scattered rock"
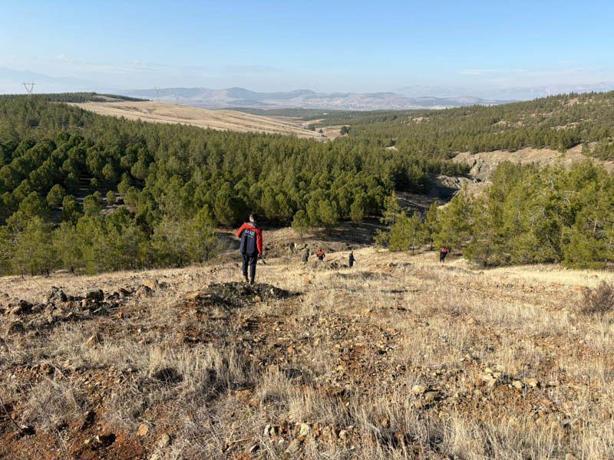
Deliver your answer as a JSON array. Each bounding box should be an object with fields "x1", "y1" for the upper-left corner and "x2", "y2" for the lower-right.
[
  {"x1": 90, "y1": 433, "x2": 116, "y2": 449},
  {"x1": 523, "y1": 377, "x2": 539, "y2": 388},
  {"x1": 136, "y1": 285, "x2": 154, "y2": 298},
  {"x1": 7, "y1": 320, "x2": 25, "y2": 334},
  {"x1": 48, "y1": 287, "x2": 68, "y2": 303},
  {"x1": 152, "y1": 367, "x2": 183, "y2": 385},
  {"x1": 86, "y1": 289, "x2": 104, "y2": 303},
  {"x1": 79, "y1": 410, "x2": 96, "y2": 431},
  {"x1": 190, "y1": 282, "x2": 299, "y2": 310},
  {"x1": 297, "y1": 422, "x2": 311, "y2": 439},
  {"x1": 481, "y1": 373, "x2": 498, "y2": 387},
  {"x1": 142, "y1": 279, "x2": 159, "y2": 290},
  {"x1": 84, "y1": 333, "x2": 101, "y2": 348},
  {"x1": 423, "y1": 391, "x2": 440, "y2": 404},
  {"x1": 11, "y1": 300, "x2": 34, "y2": 315},
  {"x1": 412, "y1": 384, "x2": 427, "y2": 395},
  {"x1": 512, "y1": 380, "x2": 524, "y2": 390},
  {"x1": 157, "y1": 433, "x2": 171, "y2": 448},
  {"x1": 137, "y1": 423, "x2": 149, "y2": 437},
  {"x1": 264, "y1": 424, "x2": 281, "y2": 437},
  {"x1": 16, "y1": 425, "x2": 36, "y2": 437}
]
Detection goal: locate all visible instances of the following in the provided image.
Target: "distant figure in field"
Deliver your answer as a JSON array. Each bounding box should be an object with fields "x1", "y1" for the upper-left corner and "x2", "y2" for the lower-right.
[
  {"x1": 439, "y1": 246, "x2": 450, "y2": 263},
  {"x1": 316, "y1": 247, "x2": 326, "y2": 261},
  {"x1": 302, "y1": 247, "x2": 310, "y2": 264},
  {"x1": 236, "y1": 214, "x2": 263, "y2": 284},
  {"x1": 348, "y1": 251, "x2": 356, "y2": 268}
]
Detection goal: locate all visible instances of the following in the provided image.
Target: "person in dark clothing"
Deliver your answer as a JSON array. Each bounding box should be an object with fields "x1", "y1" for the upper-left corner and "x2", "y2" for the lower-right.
[
  {"x1": 439, "y1": 246, "x2": 450, "y2": 263},
  {"x1": 348, "y1": 251, "x2": 356, "y2": 268},
  {"x1": 302, "y1": 247, "x2": 310, "y2": 263},
  {"x1": 236, "y1": 214, "x2": 263, "y2": 284}
]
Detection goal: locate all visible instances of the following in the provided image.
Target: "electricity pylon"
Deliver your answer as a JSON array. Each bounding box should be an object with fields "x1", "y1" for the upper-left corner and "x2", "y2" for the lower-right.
[{"x1": 22, "y1": 82, "x2": 36, "y2": 95}]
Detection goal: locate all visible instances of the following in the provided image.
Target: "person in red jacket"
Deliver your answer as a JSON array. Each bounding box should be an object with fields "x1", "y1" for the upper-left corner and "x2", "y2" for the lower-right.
[
  {"x1": 235, "y1": 214, "x2": 263, "y2": 284},
  {"x1": 439, "y1": 246, "x2": 450, "y2": 263}
]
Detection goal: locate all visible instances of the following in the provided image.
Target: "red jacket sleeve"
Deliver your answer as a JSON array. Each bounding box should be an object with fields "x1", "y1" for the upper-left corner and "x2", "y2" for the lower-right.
[
  {"x1": 256, "y1": 228, "x2": 263, "y2": 255},
  {"x1": 235, "y1": 223, "x2": 248, "y2": 238}
]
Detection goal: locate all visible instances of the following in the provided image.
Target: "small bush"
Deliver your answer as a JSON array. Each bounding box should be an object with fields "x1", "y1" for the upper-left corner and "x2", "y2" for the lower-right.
[{"x1": 580, "y1": 282, "x2": 614, "y2": 315}]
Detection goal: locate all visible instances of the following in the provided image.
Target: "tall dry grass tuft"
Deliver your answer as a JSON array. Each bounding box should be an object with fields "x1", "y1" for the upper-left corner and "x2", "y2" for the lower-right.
[
  {"x1": 22, "y1": 379, "x2": 84, "y2": 431},
  {"x1": 580, "y1": 281, "x2": 614, "y2": 315}
]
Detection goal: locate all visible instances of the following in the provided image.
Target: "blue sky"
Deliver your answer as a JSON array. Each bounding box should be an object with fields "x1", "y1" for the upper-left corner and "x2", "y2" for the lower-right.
[{"x1": 1, "y1": 0, "x2": 614, "y2": 97}]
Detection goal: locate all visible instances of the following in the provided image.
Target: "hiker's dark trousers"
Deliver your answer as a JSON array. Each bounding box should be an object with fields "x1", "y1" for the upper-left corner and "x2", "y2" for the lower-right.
[{"x1": 242, "y1": 254, "x2": 258, "y2": 282}]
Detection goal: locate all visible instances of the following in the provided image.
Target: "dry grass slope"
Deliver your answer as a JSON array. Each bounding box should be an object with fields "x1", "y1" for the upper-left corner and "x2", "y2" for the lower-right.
[
  {"x1": 73, "y1": 101, "x2": 325, "y2": 139},
  {"x1": 0, "y1": 236, "x2": 612, "y2": 459}
]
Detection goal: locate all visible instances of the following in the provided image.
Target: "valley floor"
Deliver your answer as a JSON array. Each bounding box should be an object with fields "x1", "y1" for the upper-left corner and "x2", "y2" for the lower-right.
[{"x1": 0, "y1": 242, "x2": 612, "y2": 459}]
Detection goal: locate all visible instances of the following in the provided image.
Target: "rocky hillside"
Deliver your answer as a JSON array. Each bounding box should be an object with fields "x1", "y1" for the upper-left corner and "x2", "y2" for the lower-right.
[
  {"x1": 0, "y1": 230, "x2": 612, "y2": 459},
  {"x1": 453, "y1": 145, "x2": 614, "y2": 181}
]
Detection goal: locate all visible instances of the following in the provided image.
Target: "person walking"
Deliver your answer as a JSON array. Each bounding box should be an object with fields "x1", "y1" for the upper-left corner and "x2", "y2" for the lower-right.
[
  {"x1": 348, "y1": 250, "x2": 356, "y2": 268},
  {"x1": 439, "y1": 246, "x2": 449, "y2": 263},
  {"x1": 302, "y1": 247, "x2": 310, "y2": 264},
  {"x1": 236, "y1": 214, "x2": 263, "y2": 284}
]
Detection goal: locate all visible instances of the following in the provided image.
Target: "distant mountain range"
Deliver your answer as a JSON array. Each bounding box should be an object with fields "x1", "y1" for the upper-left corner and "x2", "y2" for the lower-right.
[
  {"x1": 120, "y1": 87, "x2": 507, "y2": 111},
  {"x1": 2, "y1": 66, "x2": 613, "y2": 110}
]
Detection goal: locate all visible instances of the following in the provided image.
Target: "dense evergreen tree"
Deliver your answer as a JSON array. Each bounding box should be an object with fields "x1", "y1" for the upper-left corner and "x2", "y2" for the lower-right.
[
  {"x1": 323, "y1": 91, "x2": 614, "y2": 161},
  {"x1": 435, "y1": 162, "x2": 613, "y2": 268},
  {"x1": 151, "y1": 208, "x2": 217, "y2": 267},
  {"x1": 386, "y1": 212, "x2": 427, "y2": 253},
  {"x1": 0, "y1": 95, "x2": 442, "y2": 274},
  {"x1": 291, "y1": 210, "x2": 309, "y2": 236},
  {"x1": 0, "y1": 93, "x2": 612, "y2": 275},
  {"x1": 12, "y1": 217, "x2": 55, "y2": 276},
  {"x1": 46, "y1": 184, "x2": 66, "y2": 208}
]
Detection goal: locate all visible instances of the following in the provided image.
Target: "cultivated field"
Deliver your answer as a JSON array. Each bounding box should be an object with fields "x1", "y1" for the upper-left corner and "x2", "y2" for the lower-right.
[
  {"x1": 73, "y1": 101, "x2": 325, "y2": 139},
  {"x1": 0, "y1": 231, "x2": 612, "y2": 459}
]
